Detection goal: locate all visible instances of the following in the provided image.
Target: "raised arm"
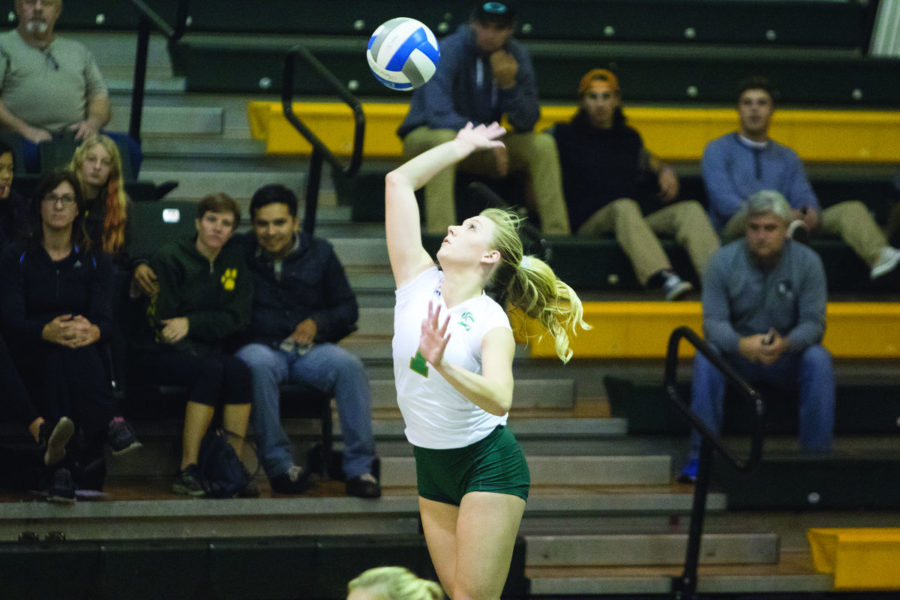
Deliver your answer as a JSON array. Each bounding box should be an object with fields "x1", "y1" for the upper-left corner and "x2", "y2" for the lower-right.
[{"x1": 384, "y1": 122, "x2": 506, "y2": 288}]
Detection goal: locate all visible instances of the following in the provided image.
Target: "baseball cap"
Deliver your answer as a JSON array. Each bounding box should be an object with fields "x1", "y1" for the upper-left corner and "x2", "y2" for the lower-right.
[
  {"x1": 472, "y1": 1, "x2": 517, "y2": 26},
  {"x1": 578, "y1": 68, "x2": 620, "y2": 97}
]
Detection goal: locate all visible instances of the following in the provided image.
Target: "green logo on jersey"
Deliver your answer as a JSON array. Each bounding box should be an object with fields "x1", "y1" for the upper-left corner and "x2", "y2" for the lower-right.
[
  {"x1": 410, "y1": 350, "x2": 428, "y2": 377},
  {"x1": 458, "y1": 311, "x2": 474, "y2": 332}
]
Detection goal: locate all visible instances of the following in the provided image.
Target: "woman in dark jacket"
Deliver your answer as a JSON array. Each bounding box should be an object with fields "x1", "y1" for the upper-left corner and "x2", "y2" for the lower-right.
[
  {"x1": 134, "y1": 193, "x2": 254, "y2": 497},
  {"x1": 0, "y1": 171, "x2": 140, "y2": 491}
]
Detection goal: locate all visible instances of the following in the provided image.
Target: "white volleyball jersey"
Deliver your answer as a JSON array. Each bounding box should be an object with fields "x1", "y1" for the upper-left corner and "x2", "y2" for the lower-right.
[{"x1": 392, "y1": 267, "x2": 511, "y2": 449}]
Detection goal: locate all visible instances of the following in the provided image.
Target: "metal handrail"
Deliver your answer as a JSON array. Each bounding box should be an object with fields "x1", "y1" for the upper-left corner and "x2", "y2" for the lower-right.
[
  {"x1": 664, "y1": 326, "x2": 765, "y2": 600},
  {"x1": 127, "y1": 0, "x2": 190, "y2": 143},
  {"x1": 281, "y1": 43, "x2": 365, "y2": 235}
]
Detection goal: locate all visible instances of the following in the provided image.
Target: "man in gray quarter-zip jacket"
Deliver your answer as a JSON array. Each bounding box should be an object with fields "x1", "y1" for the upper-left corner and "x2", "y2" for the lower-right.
[{"x1": 678, "y1": 190, "x2": 834, "y2": 483}]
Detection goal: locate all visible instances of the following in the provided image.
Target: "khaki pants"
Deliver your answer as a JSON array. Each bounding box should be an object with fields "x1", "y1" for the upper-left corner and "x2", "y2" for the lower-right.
[
  {"x1": 722, "y1": 200, "x2": 887, "y2": 266},
  {"x1": 577, "y1": 198, "x2": 719, "y2": 285},
  {"x1": 402, "y1": 126, "x2": 571, "y2": 235}
]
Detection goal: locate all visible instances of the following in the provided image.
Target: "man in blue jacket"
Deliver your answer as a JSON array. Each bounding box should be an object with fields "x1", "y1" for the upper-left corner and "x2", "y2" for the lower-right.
[
  {"x1": 397, "y1": 0, "x2": 569, "y2": 235},
  {"x1": 236, "y1": 184, "x2": 379, "y2": 498},
  {"x1": 679, "y1": 190, "x2": 834, "y2": 482}
]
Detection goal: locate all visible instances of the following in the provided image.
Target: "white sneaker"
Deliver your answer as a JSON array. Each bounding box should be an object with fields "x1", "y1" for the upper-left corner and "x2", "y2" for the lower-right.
[
  {"x1": 663, "y1": 275, "x2": 693, "y2": 301},
  {"x1": 870, "y1": 247, "x2": 900, "y2": 279}
]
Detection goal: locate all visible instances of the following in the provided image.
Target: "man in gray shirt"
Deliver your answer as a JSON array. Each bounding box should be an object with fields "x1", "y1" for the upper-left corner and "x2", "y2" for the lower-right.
[
  {"x1": 679, "y1": 190, "x2": 834, "y2": 482},
  {"x1": 0, "y1": 0, "x2": 138, "y2": 173}
]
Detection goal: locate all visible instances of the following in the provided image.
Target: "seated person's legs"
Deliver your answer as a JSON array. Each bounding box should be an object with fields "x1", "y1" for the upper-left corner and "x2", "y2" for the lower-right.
[
  {"x1": 503, "y1": 131, "x2": 570, "y2": 235},
  {"x1": 235, "y1": 343, "x2": 295, "y2": 481},
  {"x1": 795, "y1": 345, "x2": 835, "y2": 453},
  {"x1": 580, "y1": 198, "x2": 692, "y2": 300},
  {"x1": 402, "y1": 127, "x2": 458, "y2": 233},
  {"x1": 820, "y1": 200, "x2": 900, "y2": 280},
  {"x1": 288, "y1": 343, "x2": 380, "y2": 498},
  {"x1": 644, "y1": 200, "x2": 720, "y2": 279}
]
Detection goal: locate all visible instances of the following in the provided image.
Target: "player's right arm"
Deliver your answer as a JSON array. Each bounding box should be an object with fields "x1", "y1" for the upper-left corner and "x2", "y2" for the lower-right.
[{"x1": 384, "y1": 122, "x2": 506, "y2": 288}]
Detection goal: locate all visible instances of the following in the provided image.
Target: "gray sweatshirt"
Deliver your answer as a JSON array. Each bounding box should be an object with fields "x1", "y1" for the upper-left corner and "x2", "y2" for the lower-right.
[{"x1": 702, "y1": 238, "x2": 827, "y2": 355}]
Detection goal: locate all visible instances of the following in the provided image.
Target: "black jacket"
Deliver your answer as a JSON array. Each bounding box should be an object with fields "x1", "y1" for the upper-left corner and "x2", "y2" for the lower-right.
[
  {"x1": 0, "y1": 241, "x2": 113, "y2": 345},
  {"x1": 239, "y1": 232, "x2": 358, "y2": 348}
]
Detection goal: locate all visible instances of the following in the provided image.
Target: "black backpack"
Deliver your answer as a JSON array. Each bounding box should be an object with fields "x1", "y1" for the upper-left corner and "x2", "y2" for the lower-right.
[{"x1": 197, "y1": 429, "x2": 251, "y2": 498}]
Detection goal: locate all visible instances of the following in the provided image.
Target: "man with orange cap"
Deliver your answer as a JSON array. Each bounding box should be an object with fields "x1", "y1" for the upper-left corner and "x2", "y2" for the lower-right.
[{"x1": 552, "y1": 68, "x2": 720, "y2": 299}]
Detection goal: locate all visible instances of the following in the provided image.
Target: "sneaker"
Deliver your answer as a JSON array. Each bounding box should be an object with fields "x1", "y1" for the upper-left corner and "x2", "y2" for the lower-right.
[
  {"x1": 677, "y1": 458, "x2": 699, "y2": 484},
  {"x1": 270, "y1": 465, "x2": 314, "y2": 495},
  {"x1": 173, "y1": 464, "x2": 205, "y2": 497},
  {"x1": 663, "y1": 274, "x2": 693, "y2": 301},
  {"x1": 870, "y1": 247, "x2": 900, "y2": 279},
  {"x1": 787, "y1": 219, "x2": 810, "y2": 244},
  {"x1": 107, "y1": 417, "x2": 142, "y2": 456},
  {"x1": 40, "y1": 416, "x2": 75, "y2": 467},
  {"x1": 346, "y1": 473, "x2": 381, "y2": 499},
  {"x1": 47, "y1": 468, "x2": 76, "y2": 504}
]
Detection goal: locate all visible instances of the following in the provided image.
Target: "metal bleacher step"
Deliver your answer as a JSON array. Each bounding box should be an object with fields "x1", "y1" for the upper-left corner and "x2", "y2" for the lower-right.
[
  {"x1": 368, "y1": 377, "x2": 576, "y2": 409},
  {"x1": 526, "y1": 552, "x2": 833, "y2": 596},
  {"x1": 0, "y1": 483, "x2": 725, "y2": 541},
  {"x1": 526, "y1": 532, "x2": 778, "y2": 567}
]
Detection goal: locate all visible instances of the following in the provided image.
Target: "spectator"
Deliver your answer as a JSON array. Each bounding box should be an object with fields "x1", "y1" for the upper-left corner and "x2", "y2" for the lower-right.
[
  {"x1": 385, "y1": 122, "x2": 589, "y2": 599},
  {"x1": 347, "y1": 566, "x2": 443, "y2": 600},
  {"x1": 132, "y1": 193, "x2": 256, "y2": 497},
  {"x1": 0, "y1": 171, "x2": 141, "y2": 491},
  {"x1": 702, "y1": 76, "x2": 900, "y2": 281},
  {"x1": 397, "y1": 0, "x2": 569, "y2": 235},
  {"x1": 0, "y1": 139, "x2": 29, "y2": 250},
  {"x1": 0, "y1": 0, "x2": 140, "y2": 173},
  {"x1": 679, "y1": 190, "x2": 834, "y2": 482},
  {"x1": 235, "y1": 184, "x2": 380, "y2": 498},
  {"x1": 0, "y1": 330, "x2": 74, "y2": 472},
  {"x1": 553, "y1": 69, "x2": 720, "y2": 300}
]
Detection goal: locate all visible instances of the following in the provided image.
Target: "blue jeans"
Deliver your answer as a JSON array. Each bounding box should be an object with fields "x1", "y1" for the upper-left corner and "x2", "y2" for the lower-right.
[
  {"x1": 236, "y1": 343, "x2": 376, "y2": 479},
  {"x1": 688, "y1": 344, "x2": 835, "y2": 460}
]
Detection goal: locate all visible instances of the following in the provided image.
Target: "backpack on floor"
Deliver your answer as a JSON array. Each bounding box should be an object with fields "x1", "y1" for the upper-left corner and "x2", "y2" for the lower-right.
[{"x1": 197, "y1": 428, "x2": 250, "y2": 498}]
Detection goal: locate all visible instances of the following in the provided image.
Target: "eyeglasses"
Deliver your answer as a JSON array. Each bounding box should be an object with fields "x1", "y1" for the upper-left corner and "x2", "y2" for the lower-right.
[{"x1": 42, "y1": 194, "x2": 76, "y2": 205}]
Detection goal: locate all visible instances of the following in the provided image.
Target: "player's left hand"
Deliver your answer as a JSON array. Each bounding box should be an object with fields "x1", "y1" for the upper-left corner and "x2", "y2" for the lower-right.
[{"x1": 418, "y1": 300, "x2": 451, "y2": 367}]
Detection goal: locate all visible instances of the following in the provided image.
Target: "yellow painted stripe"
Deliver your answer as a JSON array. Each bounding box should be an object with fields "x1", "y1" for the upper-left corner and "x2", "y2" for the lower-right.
[
  {"x1": 248, "y1": 101, "x2": 900, "y2": 163},
  {"x1": 518, "y1": 302, "x2": 900, "y2": 359}
]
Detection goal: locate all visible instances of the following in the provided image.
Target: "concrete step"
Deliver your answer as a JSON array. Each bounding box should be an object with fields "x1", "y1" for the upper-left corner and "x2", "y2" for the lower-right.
[
  {"x1": 379, "y1": 455, "x2": 672, "y2": 487},
  {"x1": 527, "y1": 554, "x2": 832, "y2": 596},
  {"x1": 0, "y1": 486, "x2": 724, "y2": 542},
  {"x1": 138, "y1": 168, "x2": 306, "y2": 202},
  {"x1": 526, "y1": 532, "x2": 778, "y2": 567},
  {"x1": 368, "y1": 377, "x2": 575, "y2": 409},
  {"x1": 108, "y1": 105, "x2": 224, "y2": 136}
]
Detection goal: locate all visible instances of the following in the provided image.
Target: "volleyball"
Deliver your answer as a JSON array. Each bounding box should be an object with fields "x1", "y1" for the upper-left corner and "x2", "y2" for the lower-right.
[{"x1": 366, "y1": 17, "x2": 440, "y2": 91}]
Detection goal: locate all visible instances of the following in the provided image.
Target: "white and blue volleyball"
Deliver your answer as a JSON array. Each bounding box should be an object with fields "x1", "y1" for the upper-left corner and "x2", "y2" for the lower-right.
[{"x1": 367, "y1": 17, "x2": 440, "y2": 91}]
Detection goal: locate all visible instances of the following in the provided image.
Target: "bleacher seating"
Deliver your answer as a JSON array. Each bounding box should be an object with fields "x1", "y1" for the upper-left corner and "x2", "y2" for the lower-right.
[
  {"x1": 6, "y1": 3, "x2": 900, "y2": 596},
  {"x1": 59, "y1": 0, "x2": 873, "y2": 50}
]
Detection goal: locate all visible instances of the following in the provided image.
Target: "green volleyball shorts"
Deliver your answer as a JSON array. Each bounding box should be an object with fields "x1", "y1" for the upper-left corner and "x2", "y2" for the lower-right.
[{"x1": 413, "y1": 425, "x2": 530, "y2": 506}]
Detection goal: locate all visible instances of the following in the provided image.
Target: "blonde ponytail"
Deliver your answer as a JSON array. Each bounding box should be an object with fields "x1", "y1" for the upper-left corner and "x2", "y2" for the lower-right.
[{"x1": 482, "y1": 208, "x2": 590, "y2": 364}]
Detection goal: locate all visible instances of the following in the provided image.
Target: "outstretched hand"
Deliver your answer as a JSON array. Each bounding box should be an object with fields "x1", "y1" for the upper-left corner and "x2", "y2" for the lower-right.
[
  {"x1": 456, "y1": 122, "x2": 506, "y2": 155},
  {"x1": 418, "y1": 300, "x2": 451, "y2": 368}
]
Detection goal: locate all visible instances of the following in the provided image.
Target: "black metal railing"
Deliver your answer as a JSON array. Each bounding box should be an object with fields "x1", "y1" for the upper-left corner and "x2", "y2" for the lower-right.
[
  {"x1": 664, "y1": 326, "x2": 765, "y2": 600},
  {"x1": 127, "y1": 0, "x2": 190, "y2": 143},
  {"x1": 281, "y1": 44, "x2": 365, "y2": 235}
]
